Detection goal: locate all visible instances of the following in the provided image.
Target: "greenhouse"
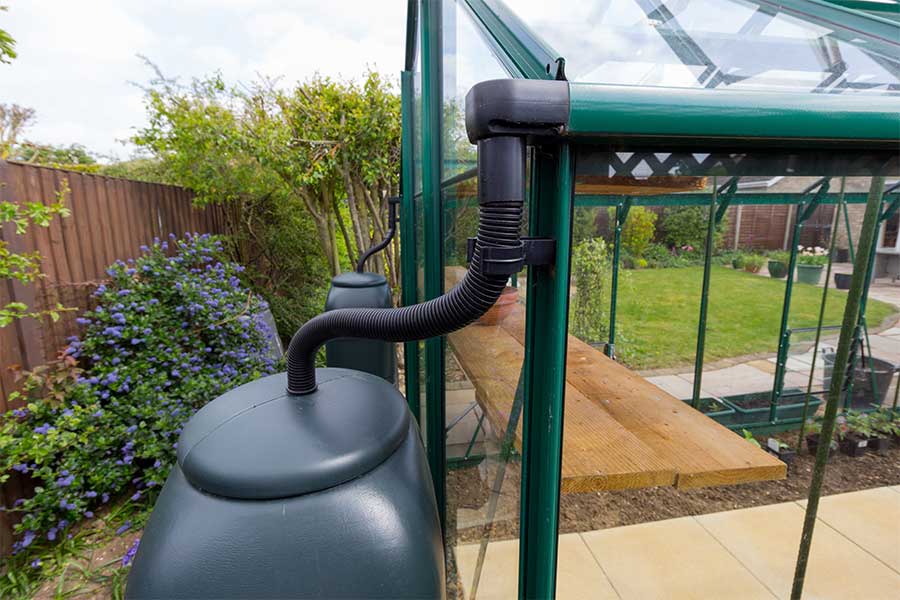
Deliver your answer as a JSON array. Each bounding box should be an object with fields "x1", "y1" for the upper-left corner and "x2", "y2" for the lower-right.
[{"x1": 398, "y1": 0, "x2": 899, "y2": 597}]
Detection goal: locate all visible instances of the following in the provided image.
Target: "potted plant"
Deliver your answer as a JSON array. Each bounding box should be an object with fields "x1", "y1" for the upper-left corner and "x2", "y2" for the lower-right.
[
  {"x1": 834, "y1": 272, "x2": 852, "y2": 290},
  {"x1": 867, "y1": 408, "x2": 898, "y2": 452},
  {"x1": 731, "y1": 253, "x2": 746, "y2": 270},
  {"x1": 796, "y1": 245, "x2": 828, "y2": 284},
  {"x1": 803, "y1": 418, "x2": 834, "y2": 456},
  {"x1": 837, "y1": 411, "x2": 871, "y2": 457},
  {"x1": 766, "y1": 437, "x2": 797, "y2": 465},
  {"x1": 743, "y1": 254, "x2": 765, "y2": 273},
  {"x1": 478, "y1": 285, "x2": 518, "y2": 326},
  {"x1": 741, "y1": 429, "x2": 761, "y2": 448},
  {"x1": 767, "y1": 251, "x2": 789, "y2": 279}
]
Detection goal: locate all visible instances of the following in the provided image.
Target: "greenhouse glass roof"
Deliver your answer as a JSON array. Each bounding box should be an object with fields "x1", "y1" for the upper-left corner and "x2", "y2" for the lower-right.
[
  {"x1": 458, "y1": 0, "x2": 900, "y2": 147},
  {"x1": 508, "y1": 0, "x2": 900, "y2": 95}
]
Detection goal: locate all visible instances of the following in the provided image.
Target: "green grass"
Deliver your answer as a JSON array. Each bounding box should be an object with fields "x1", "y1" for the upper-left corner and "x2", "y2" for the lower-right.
[{"x1": 612, "y1": 267, "x2": 897, "y2": 370}]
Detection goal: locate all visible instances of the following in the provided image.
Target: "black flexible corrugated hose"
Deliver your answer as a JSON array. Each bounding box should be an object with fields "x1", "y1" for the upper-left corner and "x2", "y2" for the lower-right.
[{"x1": 286, "y1": 136, "x2": 524, "y2": 395}]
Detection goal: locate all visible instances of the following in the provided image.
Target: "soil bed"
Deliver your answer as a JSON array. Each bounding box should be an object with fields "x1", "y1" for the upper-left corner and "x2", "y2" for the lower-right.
[{"x1": 448, "y1": 430, "x2": 900, "y2": 544}]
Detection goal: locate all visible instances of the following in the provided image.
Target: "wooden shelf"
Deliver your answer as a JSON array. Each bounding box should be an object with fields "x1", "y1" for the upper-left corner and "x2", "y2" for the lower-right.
[{"x1": 447, "y1": 300, "x2": 786, "y2": 493}]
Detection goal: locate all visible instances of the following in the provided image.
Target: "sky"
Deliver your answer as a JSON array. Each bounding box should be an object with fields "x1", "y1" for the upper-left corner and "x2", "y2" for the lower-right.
[{"x1": 0, "y1": 0, "x2": 409, "y2": 160}]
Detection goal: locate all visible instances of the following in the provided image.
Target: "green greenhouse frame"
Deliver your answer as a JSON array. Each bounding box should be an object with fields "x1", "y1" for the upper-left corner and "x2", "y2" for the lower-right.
[{"x1": 399, "y1": 1, "x2": 900, "y2": 597}]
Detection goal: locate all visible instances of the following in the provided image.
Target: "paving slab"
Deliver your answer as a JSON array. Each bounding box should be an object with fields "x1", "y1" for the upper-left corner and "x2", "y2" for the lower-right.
[
  {"x1": 646, "y1": 374, "x2": 702, "y2": 400},
  {"x1": 446, "y1": 389, "x2": 486, "y2": 448},
  {"x1": 865, "y1": 335, "x2": 900, "y2": 364},
  {"x1": 796, "y1": 487, "x2": 900, "y2": 573},
  {"x1": 697, "y1": 501, "x2": 900, "y2": 599},
  {"x1": 681, "y1": 364, "x2": 776, "y2": 396},
  {"x1": 879, "y1": 327, "x2": 900, "y2": 338},
  {"x1": 455, "y1": 534, "x2": 618, "y2": 600},
  {"x1": 581, "y1": 516, "x2": 775, "y2": 600},
  {"x1": 746, "y1": 359, "x2": 778, "y2": 375}
]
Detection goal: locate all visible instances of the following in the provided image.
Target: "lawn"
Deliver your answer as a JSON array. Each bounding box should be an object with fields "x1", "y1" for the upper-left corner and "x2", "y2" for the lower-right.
[{"x1": 612, "y1": 267, "x2": 897, "y2": 370}]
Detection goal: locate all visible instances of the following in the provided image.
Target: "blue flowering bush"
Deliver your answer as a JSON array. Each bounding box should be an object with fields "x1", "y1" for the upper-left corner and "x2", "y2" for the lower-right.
[{"x1": 0, "y1": 233, "x2": 277, "y2": 555}]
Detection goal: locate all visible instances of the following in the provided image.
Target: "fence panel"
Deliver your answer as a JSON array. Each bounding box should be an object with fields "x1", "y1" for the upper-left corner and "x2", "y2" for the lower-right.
[
  {"x1": 0, "y1": 160, "x2": 226, "y2": 555},
  {"x1": 0, "y1": 160, "x2": 223, "y2": 409}
]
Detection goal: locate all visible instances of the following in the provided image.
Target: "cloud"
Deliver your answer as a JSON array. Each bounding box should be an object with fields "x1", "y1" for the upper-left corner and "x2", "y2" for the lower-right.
[{"x1": 0, "y1": 0, "x2": 408, "y2": 160}]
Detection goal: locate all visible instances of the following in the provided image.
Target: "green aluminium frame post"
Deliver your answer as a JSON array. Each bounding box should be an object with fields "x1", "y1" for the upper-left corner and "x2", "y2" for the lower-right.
[
  {"x1": 770, "y1": 178, "x2": 830, "y2": 423},
  {"x1": 843, "y1": 185, "x2": 900, "y2": 410},
  {"x1": 399, "y1": 69, "x2": 420, "y2": 422},
  {"x1": 607, "y1": 198, "x2": 631, "y2": 358},
  {"x1": 420, "y1": 0, "x2": 446, "y2": 531},
  {"x1": 797, "y1": 178, "x2": 846, "y2": 449},
  {"x1": 518, "y1": 145, "x2": 575, "y2": 600},
  {"x1": 691, "y1": 178, "x2": 736, "y2": 409},
  {"x1": 792, "y1": 176, "x2": 886, "y2": 600}
]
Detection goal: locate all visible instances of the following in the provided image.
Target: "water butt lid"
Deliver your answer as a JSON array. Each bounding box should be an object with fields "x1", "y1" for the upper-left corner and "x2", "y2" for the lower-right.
[
  {"x1": 177, "y1": 368, "x2": 409, "y2": 499},
  {"x1": 330, "y1": 272, "x2": 387, "y2": 288}
]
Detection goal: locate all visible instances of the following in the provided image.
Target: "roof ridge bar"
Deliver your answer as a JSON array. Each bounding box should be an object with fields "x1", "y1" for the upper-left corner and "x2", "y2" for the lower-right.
[{"x1": 462, "y1": 0, "x2": 566, "y2": 80}]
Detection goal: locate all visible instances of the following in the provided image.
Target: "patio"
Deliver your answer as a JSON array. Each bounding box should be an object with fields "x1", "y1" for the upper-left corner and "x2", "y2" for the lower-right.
[{"x1": 456, "y1": 486, "x2": 900, "y2": 599}]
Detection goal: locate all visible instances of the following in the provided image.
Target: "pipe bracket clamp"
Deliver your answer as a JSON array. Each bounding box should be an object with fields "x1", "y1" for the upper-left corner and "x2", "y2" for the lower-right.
[{"x1": 466, "y1": 237, "x2": 556, "y2": 275}]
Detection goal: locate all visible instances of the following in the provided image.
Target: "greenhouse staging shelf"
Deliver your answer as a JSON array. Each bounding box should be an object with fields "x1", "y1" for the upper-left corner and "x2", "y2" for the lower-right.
[{"x1": 447, "y1": 297, "x2": 786, "y2": 492}]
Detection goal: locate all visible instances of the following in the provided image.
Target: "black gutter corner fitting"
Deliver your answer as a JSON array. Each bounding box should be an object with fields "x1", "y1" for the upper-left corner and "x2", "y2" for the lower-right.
[{"x1": 285, "y1": 79, "x2": 569, "y2": 395}]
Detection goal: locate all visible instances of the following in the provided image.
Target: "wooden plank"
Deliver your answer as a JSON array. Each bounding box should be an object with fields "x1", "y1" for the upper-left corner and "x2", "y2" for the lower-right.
[
  {"x1": 158, "y1": 184, "x2": 177, "y2": 239},
  {"x1": 1, "y1": 163, "x2": 43, "y2": 371},
  {"x1": 120, "y1": 178, "x2": 142, "y2": 257},
  {"x1": 52, "y1": 170, "x2": 86, "y2": 283},
  {"x1": 69, "y1": 172, "x2": 104, "y2": 280},
  {"x1": 92, "y1": 175, "x2": 118, "y2": 271},
  {"x1": 103, "y1": 175, "x2": 128, "y2": 260},
  {"x1": 500, "y1": 306, "x2": 787, "y2": 489},
  {"x1": 448, "y1": 321, "x2": 675, "y2": 493}
]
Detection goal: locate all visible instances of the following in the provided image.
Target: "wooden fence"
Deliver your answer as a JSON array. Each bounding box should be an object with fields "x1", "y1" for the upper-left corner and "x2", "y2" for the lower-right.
[
  {"x1": 0, "y1": 161, "x2": 226, "y2": 555},
  {"x1": 0, "y1": 161, "x2": 225, "y2": 410}
]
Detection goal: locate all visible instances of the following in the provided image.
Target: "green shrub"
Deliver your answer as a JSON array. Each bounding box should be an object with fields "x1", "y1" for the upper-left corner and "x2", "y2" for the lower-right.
[
  {"x1": 768, "y1": 250, "x2": 790, "y2": 264},
  {"x1": 571, "y1": 238, "x2": 611, "y2": 344},
  {"x1": 743, "y1": 254, "x2": 766, "y2": 273},
  {"x1": 573, "y1": 207, "x2": 602, "y2": 244},
  {"x1": 570, "y1": 238, "x2": 631, "y2": 344},
  {"x1": 660, "y1": 206, "x2": 727, "y2": 253},
  {"x1": 0, "y1": 234, "x2": 276, "y2": 555},
  {"x1": 610, "y1": 206, "x2": 657, "y2": 259}
]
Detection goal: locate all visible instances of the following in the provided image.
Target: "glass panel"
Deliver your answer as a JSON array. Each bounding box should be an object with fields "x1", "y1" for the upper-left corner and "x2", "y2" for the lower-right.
[
  {"x1": 442, "y1": 0, "x2": 511, "y2": 182},
  {"x1": 442, "y1": 2, "x2": 520, "y2": 596},
  {"x1": 413, "y1": 15, "x2": 427, "y2": 438},
  {"x1": 509, "y1": 0, "x2": 900, "y2": 94},
  {"x1": 561, "y1": 158, "x2": 898, "y2": 592}
]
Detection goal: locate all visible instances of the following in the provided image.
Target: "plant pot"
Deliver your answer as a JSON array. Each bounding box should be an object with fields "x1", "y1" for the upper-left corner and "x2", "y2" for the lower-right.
[
  {"x1": 767, "y1": 260, "x2": 787, "y2": 279},
  {"x1": 868, "y1": 436, "x2": 891, "y2": 453},
  {"x1": 823, "y1": 354, "x2": 896, "y2": 410},
  {"x1": 743, "y1": 263, "x2": 762, "y2": 274},
  {"x1": 839, "y1": 433, "x2": 869, "y2": 457},
  {"x1": 477, "y1": 286, "x2": 518, "y2": 326},
  {"x1": 834, "y1": 272, "x2": 851, "y2": 290},
  {"x1": 722, "y1": 389, "x2": 823, "y2": 427},
  {"x1": 732, "y1": 257, "x2": 745, "y2": 269},
  {"x1": 836, "y1": 248, "x2": 850, "y2": 263},
  {"x1": 806, "y1": 433, "x2": 821, "y2": 455},
  {"x1": 806, "y1": 433, "x2": 837, "y2": 457},
  {"x1": 680, "y1": 396, "x2": 736, "y2": 425},
  {"x1": 796, "y1": 264, "x2": 823, "y2": 285},
  {"x1": 766, "y1": 438, "x2": 796, "y2": 464}
]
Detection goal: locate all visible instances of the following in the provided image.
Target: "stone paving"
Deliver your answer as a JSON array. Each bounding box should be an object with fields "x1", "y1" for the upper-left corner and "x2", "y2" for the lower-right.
[{"x1": 455, "y1": 486, "x2": 900, "y2": 599}]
